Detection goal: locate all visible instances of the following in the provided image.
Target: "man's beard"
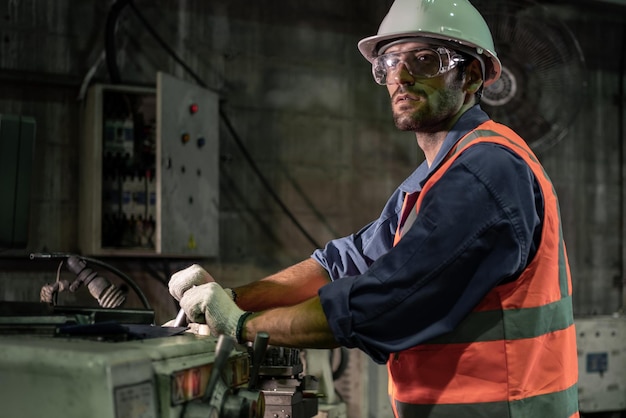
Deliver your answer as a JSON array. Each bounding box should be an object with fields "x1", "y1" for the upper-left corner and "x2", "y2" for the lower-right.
[
  {"x1": 390, "y1": 86, "x2": 424, "y2": 131},
  {"x1": 393, "y1": 110, "x2": 423, "y2": 131},
  {"x1": 390, "y1": 79, "x2": 465, "y2": 133}
]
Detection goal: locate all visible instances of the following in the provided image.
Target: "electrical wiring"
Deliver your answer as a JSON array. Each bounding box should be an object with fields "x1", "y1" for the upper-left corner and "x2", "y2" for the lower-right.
[
  {"x1": 105, "y1": 0, "x2": 131, "y2": 84},
  {"x1": 105, "y1": 0, "x2": 322, "y2": 250},
  {"x1": 600, "y1": 18, "x2": 626, "y2": 314}
]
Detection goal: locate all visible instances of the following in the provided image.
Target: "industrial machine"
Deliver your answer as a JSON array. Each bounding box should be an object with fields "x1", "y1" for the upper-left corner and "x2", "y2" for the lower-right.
[
  {"x1": 0, "y1": 313, "x2": 259, "y2": 418},
  {"x1": 0, "y1": 256, "x2": 321, "y2": 418}
]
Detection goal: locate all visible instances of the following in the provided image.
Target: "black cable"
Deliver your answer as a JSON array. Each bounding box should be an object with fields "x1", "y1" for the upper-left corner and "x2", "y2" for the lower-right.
[
  {"x1": 105, "y1": 0, "x2": 131, "y2": 84},
  {"x1": 127, "y1": 1, "x2": 208, "y2": 89},
  {"x1": 617, "y1": 22, "x2": 626, "y2": 313},
  {"x1": 219, "y1": 107, "x2": 322, "y2": 249},
  {"x1": 141, "y1": 259, "x2": 168, "y2": 286},
  {"x1": 29, "y1": 252, "x2": 151, "y2": 310},
  {"x1": 81, "y1": 255, "x2": 151, "y2": 309},
  {"x1": 121, "y1": 1, "x2": 321, "y2": 249}
]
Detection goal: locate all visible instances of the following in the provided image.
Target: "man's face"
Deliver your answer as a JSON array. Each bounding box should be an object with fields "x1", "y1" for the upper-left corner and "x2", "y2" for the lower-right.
[{"x1": 381, "y1": 41, "x2": 467, "y2": 133}]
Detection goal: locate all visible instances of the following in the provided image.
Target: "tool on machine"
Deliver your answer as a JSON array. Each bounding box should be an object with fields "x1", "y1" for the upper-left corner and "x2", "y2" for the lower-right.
[
  {"x1": 174, "y1": 307, "x2": 189, "y2": 327},
  {"x1": 65, "y1": 255, "x2": 128, "y2": 308},
  {"x1": 33, "y1": 252, "x2": 150, "y2": 309},
  {"x1": 183, "y1": 333, "x2": 266, "y2": 418},
  {"x1": 253, "y1": 345, "x2": 320, "y2": 418},
  {"x1": 248, "y1": 331, "x2": 270, "y2": 390}
]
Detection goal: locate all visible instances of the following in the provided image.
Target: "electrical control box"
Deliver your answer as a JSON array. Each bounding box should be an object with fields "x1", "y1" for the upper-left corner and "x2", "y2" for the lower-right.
[
  {"x1": 79, "y1": 72, "x2": 219, "y2": 257},
  {"x1": 576, "y1": 315, "x2": 626, "y2": 413}
]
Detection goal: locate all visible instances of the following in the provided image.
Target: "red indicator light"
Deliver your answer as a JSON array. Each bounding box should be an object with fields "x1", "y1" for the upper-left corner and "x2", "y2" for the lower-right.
[{"x1": 189, "y1": 103, "x2": 199, "y2": 114}]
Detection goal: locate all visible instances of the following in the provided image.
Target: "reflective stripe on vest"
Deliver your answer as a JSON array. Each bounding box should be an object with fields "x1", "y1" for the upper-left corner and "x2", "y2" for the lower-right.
[
  {"x1": 394, "y1": 384, "x2": 579, "y2": 418},
  {"x1": 388, "y1": 120, "x2": 579, "y2": 418}
]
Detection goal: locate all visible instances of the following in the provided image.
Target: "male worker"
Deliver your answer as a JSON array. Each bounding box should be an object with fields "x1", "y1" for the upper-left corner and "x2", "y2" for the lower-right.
[{"x1": 168, "y1": 0, "x2": 579, "y2": 416}]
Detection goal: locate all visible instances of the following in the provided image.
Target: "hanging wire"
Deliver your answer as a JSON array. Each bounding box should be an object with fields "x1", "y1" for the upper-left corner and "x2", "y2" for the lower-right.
[{"x1": 105, "y1": 0, "x2": 322, "y2": 250}]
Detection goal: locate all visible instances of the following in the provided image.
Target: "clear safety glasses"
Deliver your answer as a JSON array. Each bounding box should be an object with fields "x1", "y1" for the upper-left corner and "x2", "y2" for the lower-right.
[{"x1": 372, "y1": 46, "x2": 466, "y2": 85}]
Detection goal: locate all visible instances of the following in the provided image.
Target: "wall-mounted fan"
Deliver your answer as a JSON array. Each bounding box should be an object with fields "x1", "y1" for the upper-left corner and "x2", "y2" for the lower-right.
[{"x1": 471, "y1": 0, "x2": 587, "y2": 152}]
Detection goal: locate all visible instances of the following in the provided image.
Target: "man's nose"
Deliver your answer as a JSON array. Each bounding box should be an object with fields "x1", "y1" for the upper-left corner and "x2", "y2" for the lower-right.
[{"x1": 388, "y1": 62, "x2": 415, "y2": 85}]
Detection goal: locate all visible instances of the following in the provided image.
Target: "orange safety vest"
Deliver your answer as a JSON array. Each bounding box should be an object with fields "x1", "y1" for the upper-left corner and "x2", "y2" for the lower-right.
[{"x1": 389, "y1": 120, "x2": 579, "y2": 418}]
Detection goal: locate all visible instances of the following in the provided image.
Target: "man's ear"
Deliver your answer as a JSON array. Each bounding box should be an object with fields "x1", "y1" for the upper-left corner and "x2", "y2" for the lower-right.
[{"x1": 465, "y1": 59, "x2": 484, "y2": 93}]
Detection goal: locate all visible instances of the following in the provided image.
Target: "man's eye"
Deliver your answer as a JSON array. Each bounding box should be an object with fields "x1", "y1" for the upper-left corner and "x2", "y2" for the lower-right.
[{"x1": 415, "y1": 53, "x2": 437, "y2": 64}]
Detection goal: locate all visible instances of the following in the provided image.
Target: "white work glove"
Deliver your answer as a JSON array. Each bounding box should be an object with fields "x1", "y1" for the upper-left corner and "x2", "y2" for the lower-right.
[
  {"x1": 179, "y1": 282, "x2": 246, "y2": 339},
  {"x1": 168, "y1": 264, "x2": 216, "y2": 301}
]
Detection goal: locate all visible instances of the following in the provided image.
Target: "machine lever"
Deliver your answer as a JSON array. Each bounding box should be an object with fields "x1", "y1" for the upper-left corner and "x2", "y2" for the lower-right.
[
  {"x1": 203, "y1": 334, "x2": 235, "y2": 402},
  {"x1": 248, "y1": 331, "x2": 270, "y2": 389},
  {"x1": 173, "y1": 308, "x2": 188, "y2": 327}
]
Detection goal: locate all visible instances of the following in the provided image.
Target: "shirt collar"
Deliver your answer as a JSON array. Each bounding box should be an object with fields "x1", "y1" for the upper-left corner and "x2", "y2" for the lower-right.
[{"x1": 399, "y1": 105, "x2": 490, "y2": 193}]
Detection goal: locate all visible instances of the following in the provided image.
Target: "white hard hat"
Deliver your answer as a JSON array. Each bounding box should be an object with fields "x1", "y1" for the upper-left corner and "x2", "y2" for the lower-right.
[{"x1": 358, "y1": 0, "x2": 502, "y2": 86}]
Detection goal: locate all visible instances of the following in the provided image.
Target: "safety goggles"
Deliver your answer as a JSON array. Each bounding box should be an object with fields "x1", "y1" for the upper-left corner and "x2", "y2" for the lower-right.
[{"x1": 372, "y1": 46, "x2": 466, "y2": 85}]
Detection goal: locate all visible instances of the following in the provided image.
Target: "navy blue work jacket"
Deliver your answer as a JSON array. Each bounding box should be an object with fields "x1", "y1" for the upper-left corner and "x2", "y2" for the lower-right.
[{"x1": 313, "y1": 105, "x2": 544, "y2": 364}]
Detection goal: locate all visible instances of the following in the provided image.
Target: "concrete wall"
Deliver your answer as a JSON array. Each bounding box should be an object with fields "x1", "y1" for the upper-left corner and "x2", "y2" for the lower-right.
[{"x1": 0, "y1": 0, "x2": 411, "y2": 320}]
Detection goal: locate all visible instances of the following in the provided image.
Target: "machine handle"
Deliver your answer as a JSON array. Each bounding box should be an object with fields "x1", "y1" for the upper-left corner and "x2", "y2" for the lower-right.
[
  {"x1": 173, "y1": 308, "x2": 188, "y2": 327},
  {"x1": 248, "y1": 331, "x2": 270, "y2": 389},
  {"x1": 203, "y1": 334, "x2": 235, "y2": 402}
]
